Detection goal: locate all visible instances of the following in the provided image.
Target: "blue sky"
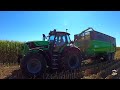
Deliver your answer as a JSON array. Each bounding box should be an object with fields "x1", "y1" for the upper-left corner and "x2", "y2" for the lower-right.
[{"x1": 0, "y1": 11, "x2": 120, "y2": 46}]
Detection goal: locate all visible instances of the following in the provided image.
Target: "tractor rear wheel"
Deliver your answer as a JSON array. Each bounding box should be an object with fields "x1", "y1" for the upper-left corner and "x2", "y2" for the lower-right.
[
  {"x1": 20, "y1": 53, "x2": 47, "y2": 78},
  {"x1": 61, "y1": 50, "x2": 81, "y2": 71}
]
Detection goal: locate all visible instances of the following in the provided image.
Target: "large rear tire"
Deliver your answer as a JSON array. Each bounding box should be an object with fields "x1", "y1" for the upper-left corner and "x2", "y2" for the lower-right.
[
  {"x1": 20, "y1": 53, "x2": 47, "y2": 78},
  {"x1": 61, "y1": 50, "x2": 82, "y2": 71}
]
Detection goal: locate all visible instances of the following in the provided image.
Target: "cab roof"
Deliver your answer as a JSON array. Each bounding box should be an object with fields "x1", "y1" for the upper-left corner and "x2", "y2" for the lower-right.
[{"x1": 49, "y1": 30, "x2": 70, "y2": 36}]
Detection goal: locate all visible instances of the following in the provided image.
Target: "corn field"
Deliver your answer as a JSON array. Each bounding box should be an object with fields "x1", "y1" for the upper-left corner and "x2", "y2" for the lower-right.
[{"x1": 0, "y1": 40, "x2": 23, "y2": 64}]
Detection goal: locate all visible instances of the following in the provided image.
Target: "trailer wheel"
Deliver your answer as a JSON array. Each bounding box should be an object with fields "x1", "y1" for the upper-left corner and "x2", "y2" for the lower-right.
[
  {"x1": 20, "y1": 53, "x2": 47, "y2": 78},
  {"x1": 104, "y1": 53, "x2": 114, "y2": 61},
  {"x1": 111, "y1": 53, "x2": 115, "y2": 60}
]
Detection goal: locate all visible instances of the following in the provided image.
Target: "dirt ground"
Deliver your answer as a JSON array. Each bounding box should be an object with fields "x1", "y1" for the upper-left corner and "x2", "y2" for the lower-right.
[
  {"x1": 0, "y1": 64, "x2": 20, "y2": 79},
  {"x1": 1, "y1": 58, "x2": 120, "y2": 79}
]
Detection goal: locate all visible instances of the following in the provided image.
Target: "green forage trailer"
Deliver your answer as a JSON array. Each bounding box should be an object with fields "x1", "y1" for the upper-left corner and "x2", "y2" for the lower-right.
[{"x1": 74, "y1": 27, "x2": 116, "y2": 61}]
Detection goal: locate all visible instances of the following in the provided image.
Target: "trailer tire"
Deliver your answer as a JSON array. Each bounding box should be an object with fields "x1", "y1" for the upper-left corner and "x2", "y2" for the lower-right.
[
  {"x1": 111, "y1": 53, "x2": 115, "y2": 60},
  {"x1": 104, "y1": 53, "x2": 114, "y2": 61}
]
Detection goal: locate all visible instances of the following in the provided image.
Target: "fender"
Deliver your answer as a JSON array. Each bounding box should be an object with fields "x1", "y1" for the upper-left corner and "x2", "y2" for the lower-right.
[{"x1": 61, "y1": 45, "x2": 82, "y2": 58}]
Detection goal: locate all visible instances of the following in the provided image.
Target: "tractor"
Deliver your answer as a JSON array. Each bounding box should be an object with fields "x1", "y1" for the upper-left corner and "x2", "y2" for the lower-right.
[{"x1": 20, "y1": 29, "x2": 82, "y2": 78}]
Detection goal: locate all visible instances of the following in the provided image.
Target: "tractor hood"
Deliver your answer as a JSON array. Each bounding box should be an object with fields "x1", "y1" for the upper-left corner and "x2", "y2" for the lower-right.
[
  {"x1": 26, "y1": 41, "x2": 49, "y2": 50},
  {"x1": 21, "y1": 41, "x2": 49, "y2": 56}
]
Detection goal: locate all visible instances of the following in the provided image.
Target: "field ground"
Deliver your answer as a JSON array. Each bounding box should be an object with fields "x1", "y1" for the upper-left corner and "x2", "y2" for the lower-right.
[
  {"x1": 0, "y1": 64, "x2": 19, "y2": 79},
  {"x1": 0, "y1": 47, "x2": 120, "y2": 79},
  {"x1": 1, "y1": 59, "x2": 120, "y2": 79}
]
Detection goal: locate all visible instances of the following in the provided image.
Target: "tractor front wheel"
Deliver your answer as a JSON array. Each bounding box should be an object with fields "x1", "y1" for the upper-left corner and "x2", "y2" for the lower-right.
[{"x1": 20, "y1": 53, "x2": 47, "y2": 78}]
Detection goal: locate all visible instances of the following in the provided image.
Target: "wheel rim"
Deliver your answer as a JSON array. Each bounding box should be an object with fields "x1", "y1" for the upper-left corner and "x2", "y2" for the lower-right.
[
  {"x1": 27, "y1": 58, "x2": 41, "y2": 74},
  {"x1": 69, "y1": 55, "x2": 79, "y2": 69}
]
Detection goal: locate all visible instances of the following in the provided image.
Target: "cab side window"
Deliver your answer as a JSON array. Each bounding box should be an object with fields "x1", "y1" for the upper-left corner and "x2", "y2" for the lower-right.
[
  {"x1": 62, "y1": 36, "x2": 66, "y2": 42},
  {"x1": 66, "y1": 35, "x2": 70, "y2": 43}
]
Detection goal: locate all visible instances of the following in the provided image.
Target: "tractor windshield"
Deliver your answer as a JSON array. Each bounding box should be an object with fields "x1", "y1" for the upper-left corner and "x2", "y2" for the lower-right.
[
  {"x1": 48, "y1": 31, "x2": 71, "y2": 46},
  {"x1": 49, "y1": 34, "x2": 67, "y2": 46},
  {"x1": 55, "y1": 35, "x2": 66, "y2": 46}
]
